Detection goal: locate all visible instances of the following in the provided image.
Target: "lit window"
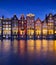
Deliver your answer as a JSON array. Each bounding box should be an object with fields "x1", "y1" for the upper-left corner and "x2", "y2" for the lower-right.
[
  {"x1": 36, "y1": 30, "x2": 41, "y2": 35},
  {"x1": 6, "y1": 22, "x2": 8, "y2": 24},
  {"x1": 6, "y1": 28, "x2": 8, "y2": 30},
  {"x1": 0, "y1": 31, "x2": 1, "y2": 34},
  {"x1": 43, "y1": 30, "x2": 47, "y2": 35},
  {"x1": 9, "y1": 25, "x2": 11, "y2": 27},
  {"x1": 9, "y1": 28, "x2": 11, "y2": 30},
  {"x1": 3, "y1": 35, "x2": 5, "y2": 37},
  {"x1": 3, "y1": 28, "x2": 5, "y2": 30},
  {"x1": 3, "y1": 22, "x2": 5, "y2": 24},
  {"x1": 6, "y1": 25, "x2": 8, "y2": 27},
  {"x1": 48, "y1": 30, "x2": 54, "y2": 34},
  {"x1": 55, "y1": 31, "x2": 56, "y2": 34}
]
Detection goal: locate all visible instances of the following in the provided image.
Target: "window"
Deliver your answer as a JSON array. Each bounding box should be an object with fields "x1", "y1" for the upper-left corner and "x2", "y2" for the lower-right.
[
  {"x1": 6, "y1": 22, "x2": 8, "y2": 24},
  {"x1": 3, "y1": 22, "x2": 5, "y2": 24},
  {"x1": 9, "y1": 25, "x2": 11, "y2": 27},
  {"x1": 6, "y1": 28, "x2": 8, "y2": 30},
  {"x1": 3, "y1": 28, "x2": 5, "y2": 30},
  {"x1": 3, "y1": 25, "x2": 6, "y2": 27},
  {"x1": 0, "y1": 31, "x2": 1, "y2": 34},
  {"x1": 9, "y1": 28, "x2": 11, "y2": 30},
  {"x1": 6, "y1": 25, "x2": 8, "y2": 27},
  {"x1": 9, "y1": 22, "x2": 11, "y2": 24},
  {"x1": 3, "y1": 35, "x2": 5, "y2": 37},
  {"x1": 8, "y1": 31, "x2": 11, "y2": 34}
]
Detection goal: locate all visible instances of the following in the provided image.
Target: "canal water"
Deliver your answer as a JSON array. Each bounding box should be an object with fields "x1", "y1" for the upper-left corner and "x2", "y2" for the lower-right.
[{"x1": 0, "y1": 40, "x2": 56, "y2": 65}]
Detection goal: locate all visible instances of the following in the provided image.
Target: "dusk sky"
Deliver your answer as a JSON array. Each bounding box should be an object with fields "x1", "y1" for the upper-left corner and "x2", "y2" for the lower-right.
[{"x1": 0, "y1": 0, "x2": 56, "y2": 20}]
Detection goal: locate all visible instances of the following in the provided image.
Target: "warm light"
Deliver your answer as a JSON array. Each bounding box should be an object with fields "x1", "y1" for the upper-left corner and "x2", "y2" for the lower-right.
[
  {"x1": 20, "y1": 30, "x2": 25, "y2": 35},
  {"x1": 31, "y1": 29, "x2": 34, "y2": 35},
  {"x1": 48, "y1": 23, "x2": 54, "y2": 26},
  {"x1": 42, "y1": 40, "x2": 48, "y2": 55},
  {"x1": 3, "y1": 30, "x2": 11, "y2": 35},
  {"x1": 35, "y1": 30, "x2": 41, "y2": 35},
  {"x1": 48, "y1": 40, "x2": 54, "y2": 52},
  {"x1": 27, "y1": 30, "x2": 30, "y2": 35},
  {"x1": 13, "y1": 40, "x2": 18, "y2": 53},
  {"x1": 54, "y1": 40, "x2": 56, "y2": 51},
  {"x1": 27, "y1": 40, "x2": 34, "y2": 53},
  {"x1": 19, "y1": 40, "x2": 25, "y2": 55},
  {"x1": 27, "y1": 29, "x2": 34, "y2": 35},
  {"x1": 48, "y1": 30, "x2": 54, "y2": 34},
  {"x1": 55, "y1": 31, "x2": 56, "y2": 34},
  {"x1": 35, "y1": 40, "x2": 41, "y2": 53},
  {"x1": 43, "y1": 29, "x2": 47, "y2": 35},
  {"x1": 0, "y1": 31, "x2": 1, "y2": 34},
  {"x1": 13, "y1": 28, "x2": 18, "y2": 34},
  {"x1": 3, "y1": 40, "x2": 11, "y2": 52}
]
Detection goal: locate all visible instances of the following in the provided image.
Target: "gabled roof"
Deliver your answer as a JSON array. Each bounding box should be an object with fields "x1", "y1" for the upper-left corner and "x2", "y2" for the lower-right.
[
  {"x1": 20, "y1": 14, "x2": 25, "y2": 20},
  {"x1": 47, "y1": 13, "x2": 54, "y2": 20},
  {"x1": 36, "y1": 17, "x2": 41, "y2": 21},
  {"x1": 11, "y1": 14, "x2": 18, "y2": 20}
]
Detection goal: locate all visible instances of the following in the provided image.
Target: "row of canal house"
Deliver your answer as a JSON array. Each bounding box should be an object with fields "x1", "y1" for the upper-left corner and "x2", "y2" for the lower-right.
[{"x1": 0, "y1": 13, "x2": 56, "y2": 39}]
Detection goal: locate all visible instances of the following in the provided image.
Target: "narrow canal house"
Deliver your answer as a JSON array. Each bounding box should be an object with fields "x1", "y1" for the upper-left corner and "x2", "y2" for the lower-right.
[
  {"x1": 11, "y1": 15, "x2": 18, "y2": 39},
  {"x1": 2, "y1": 16, "x2": 12, "y2": 39},
  {"x1": 26, "y1": 13, "x2": 35, "y2": 39},
  {"x1": 35, "y1": 18, "x2": 42, "y2": 39},
  {"x1": 42, "y1": 17, "x2": 48, "y2": 39},
  {"x1": 47, "y1": 13, "x2": 54, "y2": 39},
  {"x1": 18, "y1": 14, "x2": 27, "y2": 39},
  {"x1": 54, "y1": 14, "x2": 56, "y2": 39},
  {"x1": 0, "y1": 18, "x2": 2, "y2": 40}
]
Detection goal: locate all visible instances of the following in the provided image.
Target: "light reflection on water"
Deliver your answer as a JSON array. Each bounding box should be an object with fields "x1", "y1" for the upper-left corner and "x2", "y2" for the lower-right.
[{"x1": 0, "y1": 40, "x2": 56, "y2": 65}]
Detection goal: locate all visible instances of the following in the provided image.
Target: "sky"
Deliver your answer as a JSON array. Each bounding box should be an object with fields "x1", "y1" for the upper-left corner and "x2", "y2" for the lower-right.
[{"x1": 0, "y1": 0, "x2": 56, "y2": 20}]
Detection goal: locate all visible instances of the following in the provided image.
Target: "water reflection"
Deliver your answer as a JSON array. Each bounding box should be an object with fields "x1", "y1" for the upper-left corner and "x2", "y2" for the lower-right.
[
  {"x1": 0, "y1": 40, "x2": 56, "y2": 56},
  {"x1": 35, "y1": 40, "x2": 41, "y2": 58},
  {"x1": 0, "y1": 40, "x2": 56, "y2": 65},
  {"x1": 2, "y1": 40, "x2": 11, "y2": 53},
  {"x1": 48, "y1": 40, "x2": 54, "y2": 52},
  {"x1": 54, "y1": 40, "x2": 56, "y2": 51},
  {"x1": 27, "y1": 40, "x2": 34, "y2": 54},
  {"x1": 12, "y1": 40, "x2": 18, "y2": 53},
  {"x1": 19, "y1": 40, "x2": 26, "y2": 56},
  {"x1": 42, "y1": 40, "x2": 48, "y2": 56}
]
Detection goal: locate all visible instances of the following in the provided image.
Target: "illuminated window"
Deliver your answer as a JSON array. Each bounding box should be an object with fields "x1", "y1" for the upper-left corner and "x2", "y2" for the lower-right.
[
  {"x1": 43, "y1": 30, "x2": 47, "y2": 35},
  {"x1": 3, "y1": 28, "x2": 5, "y2": 30},
  {"x1": 9, "y1": 25, "x2": 11, "y2": 27},
  {"x1": 3, "y1": 35, "x2": 5, "y2": 37},
  {"x1": 6, "y1": 22, "x2": 8, "y2": 24},
  {"x1": 36, "y1": 30, "x2": 41, "y2": 35},
  {"x1": 30, "y1": 30, "x2": 34, "y2": 35},
  {"x1": 48, "y1": 23, "x2": 54, "y2": 26},
  {"x1": 3, "y1": 22, "x2": 5, "y2": 24},
  {"x1": 6, "y1": 25, "x2": 8, "y2": 27},
  {"x1": 9, "y1": 28, "x2": 11, "y2": 30},
  {"x1": 48, "y1": 30, "x2": 54, "y2": 34},
  {"x1": 27, "y1": 30, "x2": 31, "y2": 35},
  {"x1": 0, "y1": 31, "x2": 1, "y2": 34},
  {"x1": 55, "y1": 31, "x2": 56, "y2": 34},
  {"x1": 6, "y1": 28, "x2": 8, "y2": 30}
]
